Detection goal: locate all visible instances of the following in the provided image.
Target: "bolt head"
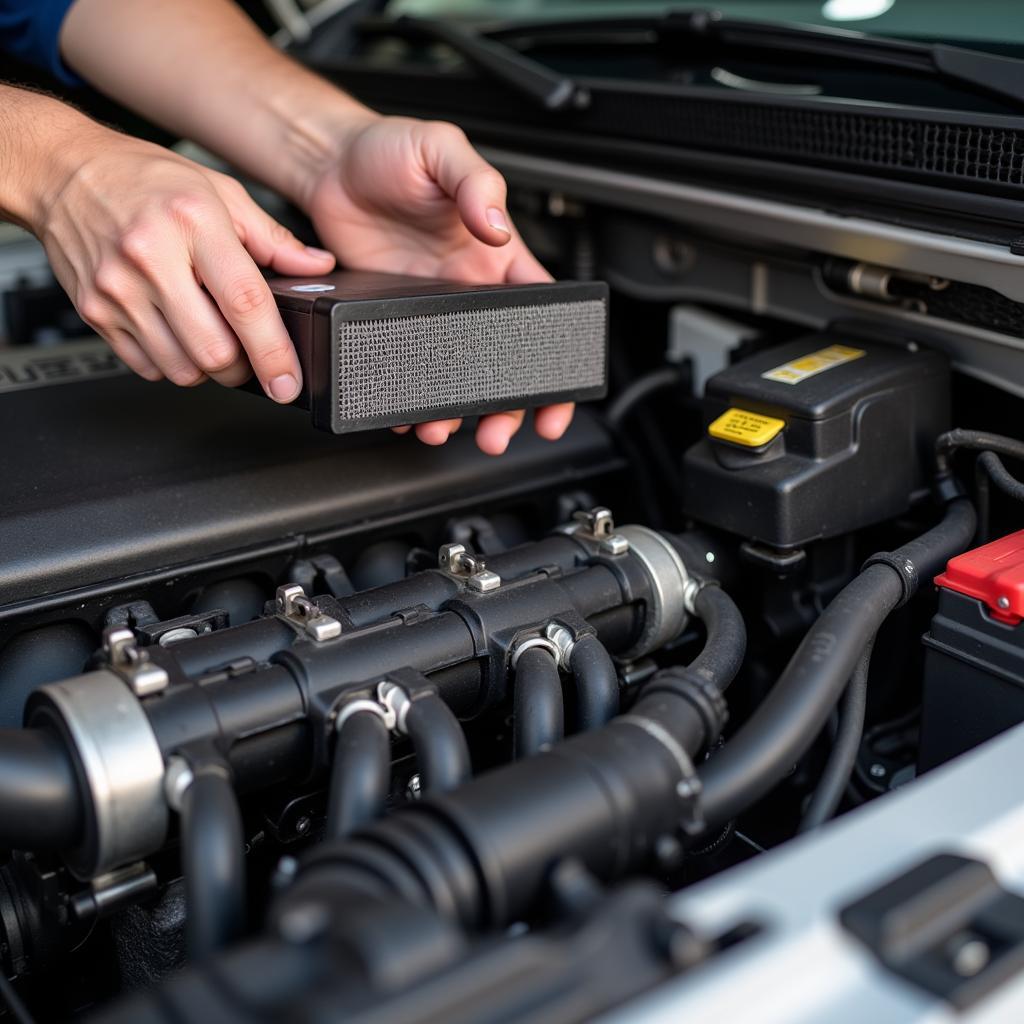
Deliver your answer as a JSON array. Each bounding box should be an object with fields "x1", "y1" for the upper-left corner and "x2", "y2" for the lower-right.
[{"x1": 869, "y1": 763, "x2": 887, "y2": 779}]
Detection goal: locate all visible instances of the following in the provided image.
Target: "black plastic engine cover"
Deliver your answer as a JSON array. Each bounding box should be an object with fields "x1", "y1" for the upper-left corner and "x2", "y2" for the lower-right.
[
  {"x1": 682, "y1": 330, "x2": 949, "y2": 549},
  {"x1": 0, "y1": 342, "x2": 620, "y2": 611}
]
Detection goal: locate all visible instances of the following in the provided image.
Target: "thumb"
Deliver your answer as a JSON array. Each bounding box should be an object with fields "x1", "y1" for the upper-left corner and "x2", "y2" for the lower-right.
[
  {"x1": 228, "y1": 188, "x2": 336, "y2": 276},
  {"x1": 422, "y1": 122, "x2": 512, "y2": 247}
]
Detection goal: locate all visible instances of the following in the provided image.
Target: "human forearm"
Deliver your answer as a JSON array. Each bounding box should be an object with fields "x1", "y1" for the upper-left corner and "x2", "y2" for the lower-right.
[
  {"x1": 60, "y1": 0, "x2": 375, "y2": 206},
  {"x1": 0, "y1": 83, "x2": 107, "y2": 231}
]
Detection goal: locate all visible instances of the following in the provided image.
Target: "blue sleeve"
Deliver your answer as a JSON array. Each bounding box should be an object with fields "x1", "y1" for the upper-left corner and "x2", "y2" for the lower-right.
[{"x1": 0, "y1": 0, "x2": 81, "y2": 86}]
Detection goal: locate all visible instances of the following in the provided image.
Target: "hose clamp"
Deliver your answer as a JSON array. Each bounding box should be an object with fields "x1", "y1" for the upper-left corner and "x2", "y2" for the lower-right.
[
  {"x1": 616, "y1": 714, "x2": 705, "y2": 837},
  {"x1": 334, "y1": 698, "x2": 391, "y2": 735},
  {"x1": 164, "y1": 755, "x2": 195, "y2": 814},
  {"x1": 644, "y1": 668, "x2": 729, "y2": 749},
  {"x1": 509, "y1": 635, "x2": 561, "y2": 670},
  {"x1": 862, "y1": 551, "x2": 919, "y2": 607},
  {"x1": 377, "y1": 682, "x2": 412, "y2": 735},
  {"x1": 616, "y1": 526, "x2": 691, "y2": 660},
  {"x1": 27, "y1": 671, "x2": 168, "y2": 880}
]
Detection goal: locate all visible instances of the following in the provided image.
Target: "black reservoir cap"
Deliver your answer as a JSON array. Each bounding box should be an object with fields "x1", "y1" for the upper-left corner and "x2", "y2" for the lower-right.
[{"x1": 265, "y1": 271, "x2": 608, "y2": 433}]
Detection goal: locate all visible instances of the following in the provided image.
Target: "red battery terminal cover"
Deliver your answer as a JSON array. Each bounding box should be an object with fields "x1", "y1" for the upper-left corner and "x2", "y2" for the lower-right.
[{"x1": 935, "y1": 529, "x2": 1024, "y2": 625}]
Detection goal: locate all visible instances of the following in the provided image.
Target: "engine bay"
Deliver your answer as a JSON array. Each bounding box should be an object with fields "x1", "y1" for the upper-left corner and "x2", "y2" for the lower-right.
[{"x1": 5, "y1": 5, "x2": 1024, "y2": 1022}]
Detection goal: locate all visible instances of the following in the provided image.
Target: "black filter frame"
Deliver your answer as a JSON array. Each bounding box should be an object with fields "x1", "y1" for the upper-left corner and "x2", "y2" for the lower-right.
[{"x1": 269, "y1": 271, "x2": 609, "y2": 433}]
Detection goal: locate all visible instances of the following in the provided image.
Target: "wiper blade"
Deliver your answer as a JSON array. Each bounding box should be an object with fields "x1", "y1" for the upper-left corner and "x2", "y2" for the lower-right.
[
  {"x1": 361, "y1": 15, "x2": 590, "y2": 112},
  {"x1": 656, "y1": 9, "x2": 1024, "y2": 110}
]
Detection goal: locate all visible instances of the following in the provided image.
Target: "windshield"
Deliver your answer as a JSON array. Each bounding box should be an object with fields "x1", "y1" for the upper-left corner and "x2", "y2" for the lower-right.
[{"x1": 387, "y1": 2, "x2": 1024, "y2": 49}]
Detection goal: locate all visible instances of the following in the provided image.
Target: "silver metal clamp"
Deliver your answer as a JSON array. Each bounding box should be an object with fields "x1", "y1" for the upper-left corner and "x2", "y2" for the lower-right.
[
  {"x1": 276, "y1": 584, "x2": 343, "y2": 641},
  {"x1": 438, "y1": 543, "x2": 501, "y2": 593},
  {"x1": 28, "y1": 671, "x2": 168, "y2": 880},
  {"x1": 570, "y1": 507, "x2": 630, "y2": 556},
  {"x1": 103, "y1": 627, "x2": 169, "y2": 698}
]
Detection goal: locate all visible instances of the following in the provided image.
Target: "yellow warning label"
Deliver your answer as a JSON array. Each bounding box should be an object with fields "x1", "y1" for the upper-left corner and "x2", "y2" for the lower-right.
[
  {"x1": 761, "y1": 344, "x2": 866, "y2": 385},
  {"x1": 708, "y1": 408, "x2": 785, "y2": 448}
]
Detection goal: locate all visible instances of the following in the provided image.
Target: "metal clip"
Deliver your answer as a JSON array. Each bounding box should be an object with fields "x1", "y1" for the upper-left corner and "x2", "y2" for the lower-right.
[
  {"x1": 572, "y1": 507, "x2": 630, "y2": 556},
  {"x1": 276, "y1": 585, "x2": 342, "y2": 641},
  {"x1": 438, "y1": 542, "x2": 501, "y2": 593},
  {"x1": 103, "y1": 627, "x2": 169, "y2": 697}
]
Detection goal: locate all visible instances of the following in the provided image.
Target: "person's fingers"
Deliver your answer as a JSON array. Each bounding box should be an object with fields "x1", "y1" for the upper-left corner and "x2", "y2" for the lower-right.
[
  {"x1": 475, "y1": 410, "x2": 526, "y2": 456},
  {"x1": 139, "y1": 262, "x2": 253, "y2": 385},
  {"x1": 119, "y1": 301, "x2": 207, "y2": 386},
  {"x1": 392, "y1": 425, "x2": 413, "y2": 435},
  {"x1": 228, "y1": 187, "x2": 337, "y2": 277},
  {"x1": 421, "y1": 122, "x2": 512, "y2": 247},
  {"x1": 503, "y1": 243, "x2": 554, "y2": 285},
  {"x1": 535, "y1": 403, "x2": 575, "y2": 441},
  {"x1": 415, "y1": 418, "x2": 461, "y2": 445},
  {"x1": 191, "y1": 224, "x2": 302, "y2": 402},
  {"x1": 104, "y1": 327, "x2": 163, "y2": 381}
]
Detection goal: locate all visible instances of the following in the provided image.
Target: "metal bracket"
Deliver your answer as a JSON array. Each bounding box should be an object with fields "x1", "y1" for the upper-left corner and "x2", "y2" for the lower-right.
[
  {"x1": 571, "y1": 507, "x2": 630, "y2": 556},
  {"x1": 103, "y1": 627, "x2": 169, "y2": 698},
  {"x1": 276, "y1": 584, "x2": 342, "y2": 641},
  {"x1": 438, "y1": 542, "x2": 501, "y2": 593}
]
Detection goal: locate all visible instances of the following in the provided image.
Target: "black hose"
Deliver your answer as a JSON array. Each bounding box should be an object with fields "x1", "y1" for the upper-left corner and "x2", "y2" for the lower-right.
[
  {"x1": 180, "y1": 766, "x2": 246, "y2": 959},
  {"x1": 979, "y1": 451, "x2": 1024, "y2": 503},
  {"x1": 513, "y1": 647, "x2": 564, "y2": 758},
  {"x1": 700, "y1": 498, "x2": 976, "y2": 829},
  {"x1": 935, "y1": 428, "x2": 1024, "y2": 476},
  {"x1": 687, "y1": 584, "x2": 747, "y2": 692},
  {"x1": 0, "y1": 729, "x2": 83, "y2": 849},
  {"x1": 326, "y1": 709, "x2": 391, "y2": 839},
  {"x1": 975, "y1": 456, "x2": 991, "y2": 545},
  {"x1": 0, "y1": 971, "x2": 33, "y2": 1024},
  {"x1": 568, "y1": 635, "x2": 619, "y2": 730},
  {"x1": 799, "y1": 637, "x2": 875, "y2": 832},
  {"x1": 605, "y1": 367, "x2": 682, "y2": 430},
  {"x1": 404, "y1": 693, "x2": 471, "y2": 794},
  {"x1": 629, "y1": 584, "x2": 746, "y2": 757}
]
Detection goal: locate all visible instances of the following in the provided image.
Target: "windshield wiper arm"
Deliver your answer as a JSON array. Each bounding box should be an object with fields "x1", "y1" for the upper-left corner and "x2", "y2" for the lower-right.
[
  {"x1": 360, "y1": 15, "x2": 589, "y2": 112},
  {"x1": 658, "y1": 9, "x2": 1024, "y2": 110}
]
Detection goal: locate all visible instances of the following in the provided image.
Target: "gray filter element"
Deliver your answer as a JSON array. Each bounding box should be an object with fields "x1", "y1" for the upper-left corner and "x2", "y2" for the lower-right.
[{"x1": 333, "y1": 299, "x2": 607, "y2": 427}]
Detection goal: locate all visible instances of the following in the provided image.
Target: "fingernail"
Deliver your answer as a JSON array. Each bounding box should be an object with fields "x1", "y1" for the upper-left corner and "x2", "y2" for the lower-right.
[
  {"x1": 305, "y1": 246, "x2": 334, "y2": 260},
  {"x1": 267, "y1": 373, "x2": 299, "y2": 402},
  {"x1": 486, "y1": 207, "x2": 510, "y2": 233}
]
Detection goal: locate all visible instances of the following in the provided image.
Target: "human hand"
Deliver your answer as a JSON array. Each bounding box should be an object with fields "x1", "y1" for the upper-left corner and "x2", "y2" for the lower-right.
[
  {"x1": 33, "y1": 127, "x2": 336, "y2": 398},
  {"x1": 302, "y1": 114, "x2": 575, "y2": 455}
]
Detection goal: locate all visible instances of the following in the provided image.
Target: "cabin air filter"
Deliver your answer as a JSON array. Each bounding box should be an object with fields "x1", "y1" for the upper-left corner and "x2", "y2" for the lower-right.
[{"x1": 267, "y1": 271, "x2": 609, "y2": 433}]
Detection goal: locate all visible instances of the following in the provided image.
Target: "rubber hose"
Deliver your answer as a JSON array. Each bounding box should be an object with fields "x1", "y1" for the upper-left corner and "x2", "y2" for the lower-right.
[
  {"x1": 404, "y1": 693, "x2": 471, "y2": 794},
  {"x1": 569, "y1": 635, "x2": 619, "y2": 731},
  {"x1": 0, "y1": 729, "x2": 83, "y2": 849},
  {"x1": 513, "y1": 647, "x2": 564, "y2": 758},
  {"x1": 979, "y1": 450, "x2": 1024, "y2": 503},
  {"x1": 935, "y1": 428, "x2": 1024, "y2": 476},
  {"x1": 630, "y1": 583, "x2": 746, "y2": 756},
  {"x1": 687, "y1": 584, "x2": 747, "y2": 692},
  {"x1": 326, "y1": 710, "x2": 391, "y2": 839},
  {"x1": 605, "y1": 367, "x2": 682, "y2": 430},
  {"x1": 700, "y1": 498, "x2": 976, "y2": 828},
  {"x1": 181, "y1": 766, "x2": 246, "y2": 959},
  {"x1": 799, "y1": 636, "x2": 875, "y2": 832}
]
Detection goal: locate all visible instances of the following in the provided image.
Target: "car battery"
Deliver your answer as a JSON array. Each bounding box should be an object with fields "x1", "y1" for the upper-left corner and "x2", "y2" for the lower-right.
[{"x1": 920, "y1": 530, "x2": 1024, "y2": 770}]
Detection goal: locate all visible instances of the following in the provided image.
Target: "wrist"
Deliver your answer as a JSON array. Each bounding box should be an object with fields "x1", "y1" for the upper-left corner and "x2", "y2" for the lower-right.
[
  {"x1": 263, "y1": 83, "x2": 381, "y2": 209},
  {"x1": 0, "y1": 88, "x2": 105, "y2": 234}
]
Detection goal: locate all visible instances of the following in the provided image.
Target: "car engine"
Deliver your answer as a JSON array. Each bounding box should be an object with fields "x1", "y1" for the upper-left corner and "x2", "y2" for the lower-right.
[{"x1": 5, "y1": 5, "x2": 1024, "y2": 1022}]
